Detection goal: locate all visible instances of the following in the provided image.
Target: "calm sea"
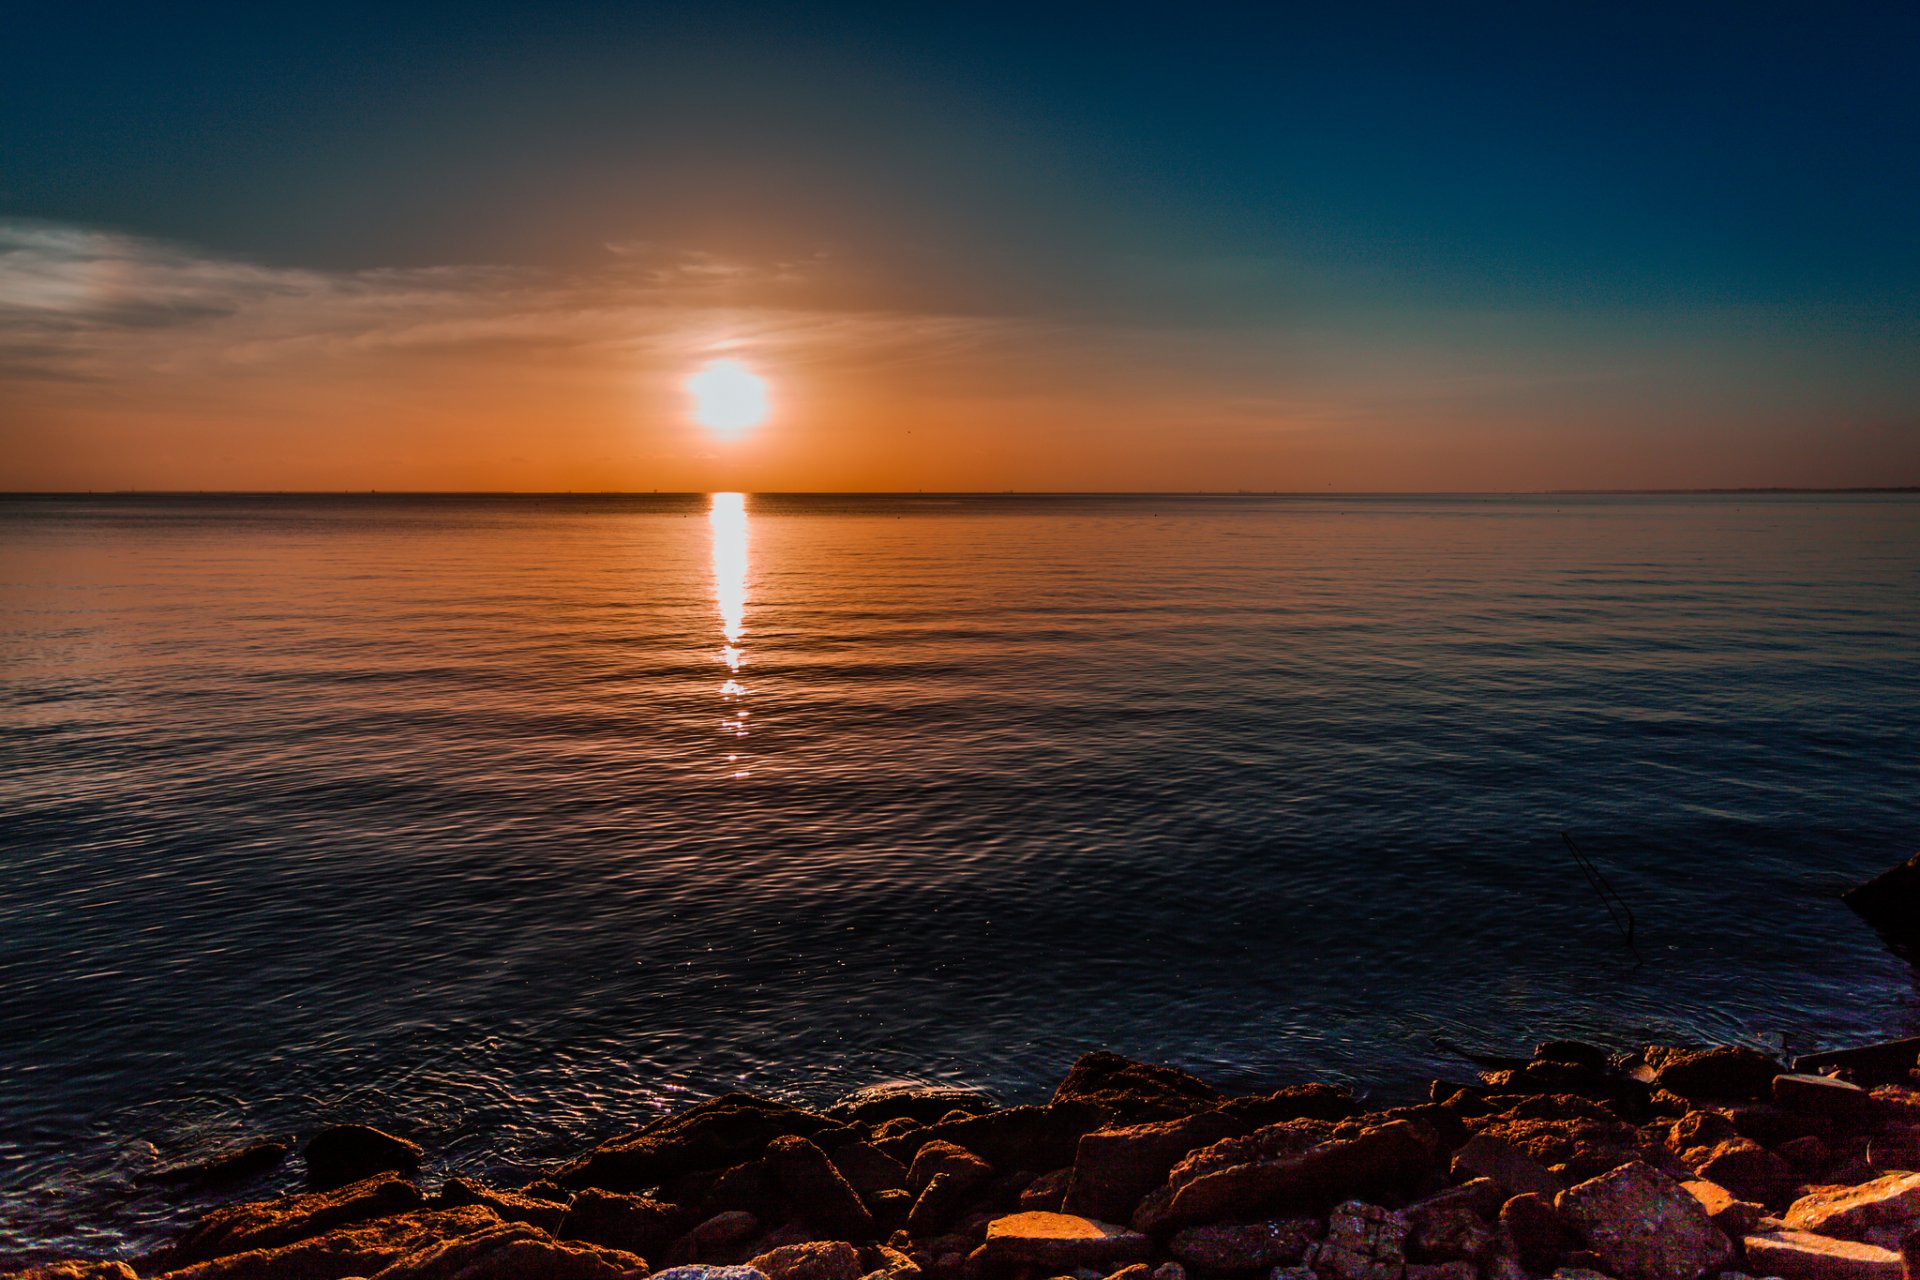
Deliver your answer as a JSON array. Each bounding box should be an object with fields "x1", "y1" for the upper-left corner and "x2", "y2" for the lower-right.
[{"x1": 3, "y1": 492, "x2": 1918, "y2": 1259}]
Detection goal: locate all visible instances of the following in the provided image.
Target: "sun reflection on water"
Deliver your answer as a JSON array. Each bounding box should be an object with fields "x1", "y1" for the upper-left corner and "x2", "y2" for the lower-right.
[{"x1": 709, "y1": 492, "x2": 750, "y2": 774}]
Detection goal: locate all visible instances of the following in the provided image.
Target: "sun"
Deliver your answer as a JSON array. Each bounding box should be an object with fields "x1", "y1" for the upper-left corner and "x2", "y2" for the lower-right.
[{"x1": 686, "y1": 358, "x2": 771, "y2": 433}]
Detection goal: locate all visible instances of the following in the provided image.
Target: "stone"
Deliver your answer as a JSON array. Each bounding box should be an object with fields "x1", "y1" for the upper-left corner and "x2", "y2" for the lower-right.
[
  {"x1": 1161, "y1": 1121, "x2": 1339, "y2": 1192},
  {"x1": 681, "y1": 1210, "x2": 763, "y2": 1254},
  {"x1": 1797, "y1": 1039, "x2": 1920, "y2": 1086},
  {"x1": 1403, "y1": 1185, "x2": 1496, "y2": 1263},
  {"x1": 434, "y1": 1178, "x2": 569, "y2": 1233},
  {"x1": 1842, "y1": 853, "x2": 1920, "y2": 952},
  {"x1": 1780, "y1": 1135, "x2": 1832, "y2": 1172},
  {"x1": 768, "y1": 1136, "x2": 878, "y2": 1240},
  {"x1": 1667, "y1": 1111, "x2": 1739, "y2": 1154},
  {"x1": 750, "y1": 1242, "x2": 866, "y2": 1280},
  {"x1": 903, "y1": 1106, "x2": 1105, "y2": 1175},
  {"x1": 1743, "y1": 1231, "x2": 1902, "y2": 1280},
  {"x1": 1450, "y1": 1134, "x2": 1563, "y2": 1199},
  {"x1": 654, "y1": 1268, "x2": 771, "y2": 1280},
  {"x1": 1537, "y1": 1043, "x2": 1614, "y2": 1071},
  {"x1": 1051, "y1": 1053, "x2": 1222, "y2": 1123},
  {"x1": 1783, "y1": 1172, "x2": 1920, "y2": 1240},
  {"x1": 146, "y1": 1140, "x2": 291, "y2": 1187},
  {"x1": 558, "y1": 1095, "x2": 845, "y2": 1194},
  {"x1": 154, "y1": 1172, "x2": 427, "y2": 1269},
  {"x1": 977, "y1": 1212, "x2": 1151, "y2": 1270},
  {"x1": 1652, "y1": 1049, "x2": 1781, "y2": 1103},
  {"x1": 1309, "y1": 1201, "x2": 1407, "y2": 1280},
  {"x1": 1691, "y1": 1138, "x2": 1798, "y2": 1206},
  {"x1": 5, "y1": 1266, "x2": 138, "y2": 1280},
  {"x1": 370, "y1": 1220, "x2": 651, "y2": 1279},
  {"x1": 1775, "y1": 1075, "x2": 1881, "y2": 1124},
  {"x1": 1869, "y1": 1133, "x2": 1920, "y2": 1173},
  {"x1": 305, "y1": 1124, "x2": 425, "y2": 1190},
  {"x1": 830, "y1": 1085, "x2": 996, "y2": 1126},
  {"x1": 1166, "y1": 1219, "x2": 1318, "y2": 1271},
  {"x1": 1152, "y1": 1265, "x2": 1186, "y2": 1280},
  {"x1": 909, "y1": 1143, "x2": 995, "y2": 1195},
  {"x1": 1022, "y1": 1169, "x2": 1074, "y2": 1212},
  {"x1": 158, "y1": 1205, "x2": 501, "y2": 1280},
  {"x1": 1064, "y1": 1112, "x2": 1246, "y2": 1223},
  {"x1": 1500, "y1": 1192, "x2": 1573, "y2": 1272},
  {"x1": 1137, "y1": 1122, "x2": 1432, "y2": 1233},
  {"x1": 909, "y1": 1172, "x2": 983, "y2": 1238},
  {"x1": 836, "y1": 1143, "x2": 911, "y2": 1197},
  {"x1": 1554, "y1": 1162, "x2": 1731, "y2": 1280},
  {"x1": 1402, "y1": 1265, "x2": 1475, "y2": 1280},
  {"x1": 561, "y1": 1189, "x2": 692, "y2": 1259},
  {"x1": 1679, "y1": 1179, "x2": 1763, "y2": 1236},
  {"x1": 1219, "y1": 1087, "x2": 1359, "y2": 1127}
]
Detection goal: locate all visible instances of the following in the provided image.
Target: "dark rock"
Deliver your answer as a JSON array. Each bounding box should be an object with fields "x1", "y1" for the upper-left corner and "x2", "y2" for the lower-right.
[
  {"x1": 1745, "y1": 1230, "x2": 1902, "y2": 1280},
  {"x1": 767, "y1": 1135, "x2": 877, "y2": 1240},
  {"x1": 1796, "y1": 1038, "x2": 1920, "y2": 1087},
  {"x1": 830, "y1": 1085, "x2": 996, "y2": 1127},
  {"x1": 1018, "y1": 1169, "x2": 1072, "y2": 1212},
  {"x1": 144, "y1": 1140, "x2": 290, "y2": 1188},
  {"x1": 1729, "y1": 1103, "x2": 1832, "y2": 1148},
  {"x1": 558, "y1": 1095, "x2": 844, "y2": 1194},
  {"x1": 834, "y1": 1142, "x2": 910, "y2": 1197},
  {"x1": 304, "y1": 1124, "x2": 424, "y2": 1190},
  {"x1": 6, "y1": 1264, "x2": 138, "y2": 1280},
  {"x1": 156, "y1": 1205, "x2": 501, "y2": 1280},
  {"x1": 1166, "y1": 1218, "x2": 1318, "y2": 1271},
  {"x1": 1842, "y1": 852, "x2": 1920, "y2": 952},
  {"x1": 435, "y1": 1177, "x2": 568, "y2": 1232},
  {"x1": 1063, "y1": 1111, "x2": 1246, "y2": 1224},
  {"x1": 1553, "y1": 1161, "x2": 1731, "y2": 1280},
  {"x1": 1775, "y1": 1074, "x2": 1882, "y2": 1123},
  {"x1": 1868, "y1": 1131, "x2": 1920, "y2": 1173},
  {"x1": 1158, "y1": 1120, "x2": 1339, "y2": 1194},
  {"x1": 373, "y1": 1219, "x2": 650, "y2": 1279},
  {"x1": 151, "y1": 1172, "x2": 426, "y2": 1270},
  {"x1": 1690, "y1": 1137, "x2": 1797, "y2": 1206},
  {"x1": 1667, "y1": 1111, "x2": 1739, "y2": 1154},
  {"x1": 975, "y1": 1211, "x2": 1150, "y2": 1269},
  {"x1": 908, "y1": 1171, "x2": 980, "y2": 1238},
  {"x1": 1779, "y1": 1133, "x2": 1830, "y2": 1172},
  {"x1": 1500, "y1": 1192, "x2": 1573, "y2": 1272},
  {"x1": 1219, "y1": 1085, "x2": 1359, "y2": 1127},
  {"x1": 1651, "y1": 1048, "x2": 1781, "y2": 1103},
  {"x1": 684, "y1": 1159, "x2": 778, "y2": 1219},
  {"x1": 1535, "y1": 1043, "x2": 1613, "y2": 1072},
  {"x1": 1309, "y1": 1201, "x2": 1407, "y2": 1280},
  {"x1": 673, "y1": 1209, "x2": 763, "y2": 1261},
  {"x1": 1450, "y1": 1134, "x2": 1563, "y2": 1200},
  {"x1": 898, "y1": 1105, "x2": 1104, "y2": 1174},
  {"x1": 908, "y1": 1142, "x2": 995, "y2": 1195},
  {"x1": 1135, "y1": 1120, "x2": 1433, "y2": 1233},
  {"x1": 1051, "y1": 1053, "x2": 1222, "y2": 1122},
  {"x1": 1403, "y1": 1182, "x2": 1499, "y2": 1262},
  {"x1": 868, "y1": 1187, "x2": 912, "y2": 1233},
  {"x1": 750, "y1": 1241, "x2": 865, "y2": 1280},
  {"x1": 560, "y1": 1188, "x2": 692, "y2": 1258}
]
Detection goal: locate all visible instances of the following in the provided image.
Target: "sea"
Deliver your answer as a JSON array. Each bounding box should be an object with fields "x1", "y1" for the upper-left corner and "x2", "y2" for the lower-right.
[{"x1": 2, "y1": 492, "x2": 1917, "y2": 1260}]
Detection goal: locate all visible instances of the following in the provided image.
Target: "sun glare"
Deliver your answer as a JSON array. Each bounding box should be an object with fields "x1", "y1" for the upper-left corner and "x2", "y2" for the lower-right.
[{"x1": 687, "y1": 358, "x2": 771, "y2": 434}]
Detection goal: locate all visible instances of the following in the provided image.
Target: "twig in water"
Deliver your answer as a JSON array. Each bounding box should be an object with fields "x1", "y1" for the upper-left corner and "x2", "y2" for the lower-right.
[{"x1": 1562, "y1": 831, "x2": 1643, "y2": 966}]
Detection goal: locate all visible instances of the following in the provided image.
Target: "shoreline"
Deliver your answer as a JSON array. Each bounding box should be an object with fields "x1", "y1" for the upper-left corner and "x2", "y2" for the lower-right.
[{"x1": 17, "y1": 1039, "x2": 1920, "y2": 1280}]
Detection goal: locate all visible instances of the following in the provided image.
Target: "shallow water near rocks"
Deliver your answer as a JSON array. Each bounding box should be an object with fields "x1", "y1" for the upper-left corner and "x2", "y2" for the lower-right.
[{"x1": 2, "y1": 492, "x2": 1918, "y2": 1261}]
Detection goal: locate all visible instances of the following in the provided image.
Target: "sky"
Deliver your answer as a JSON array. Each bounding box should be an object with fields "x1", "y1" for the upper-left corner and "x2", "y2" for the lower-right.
[{"x1": 2, "y1": 1, "x2": 1917, "y2": 491}]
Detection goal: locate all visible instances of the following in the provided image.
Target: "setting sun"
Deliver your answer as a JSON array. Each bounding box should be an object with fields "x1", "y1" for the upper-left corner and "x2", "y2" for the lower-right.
[{"x1": 686, "y1": 358, "x2": 770, "y2": 434}]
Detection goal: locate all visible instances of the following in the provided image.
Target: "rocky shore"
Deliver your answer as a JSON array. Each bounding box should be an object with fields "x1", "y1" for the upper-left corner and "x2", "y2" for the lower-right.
[{"x1": 16, "y1": 1040, "x2": 1920, "y2": 1280}]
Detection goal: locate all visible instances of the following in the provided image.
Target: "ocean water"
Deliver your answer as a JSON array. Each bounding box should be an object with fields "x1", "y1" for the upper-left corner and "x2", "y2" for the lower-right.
[{"x1": 2, "y1": 491, "x2": 1917, "y2": 1259}]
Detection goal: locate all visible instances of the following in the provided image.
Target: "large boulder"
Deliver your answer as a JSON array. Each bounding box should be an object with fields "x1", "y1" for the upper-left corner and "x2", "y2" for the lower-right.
[
  {"x1": 1063, "y1": 1111, "x2": 1246, "y2": 1223},
  {"x1": 158, "y1": 1205, "x2": 501, "y2": 1280},
  {"x1": 748, "y1": 1241, "x2": 864, "y2": 1280},
  {"x1": 1219, "y1": 1085, "x2": 1359, "y2": 1127},
  {"x1": 434, "y1": 1178, "x2": 568, "y2": 1233},
  {"x1": 906, "y1": 1141, "x2": 993, "y2": 1195},
  {"x1": 1841, "y1": 852, "x2": 1920, "y2": 952},
  {"x1": 145, "y1": 1140, "x2": 291, "y2": 1188},
  {"x1": 560, "y1": 1189, "x2": 692, "y2": 1259},
  {"x1": 1167, "y1": 1219, "x2": 1318, "y2": 1271},
  {"x1": 1051, "y1": 1053, "x2": 1222, "y2": 1122},
  {"x1": 975, "y1": 1211, "x2": 1151, "y2": 1269},
  {"x1": 1135, "y1": 1121, "x2": 1432, "y2": 1233},
  {"x1": 369, "y1": 1220, "x2": 650, "y2": 1279},
  {"x1": 1307, "y1": 1201, "x2": 1407, "y2": 1280},
  {"x1": 1448, "y1": 1134, "x2": 1562, "y2": 1199},
  {"x1": 557, "y1": 1096, "x2": 843, "y2": 1194},
  {"x1": 1690, "y1": 1138, "x2": 1798, "y2": 1206},
  {"x1": 1743, "y1": 1230, "x2": 1903, "y2": 1280},
  {"x1": 305, "y1": 1124, "x2": 425, "y2": 1190},
  {"x1": 152, "y1": 1172, "x2": 426, "y2": 1269},
  {"x1": 827, "y1": 1084, "x2": 994, "y2": 1126},
  {"x1": 1781, "y1": 1171, "x2": 1920, "y2": 1240},
  {"x1": 1774, "y1": 1074, "x2": 1881, "y2": 1124},
  {"x1": 766, "y1": 1135, "x2": 876, "y2": 1239},
  {"x1": 1649, "y1": 1048, "x2": 1781, "y2": 1102},
  {"x1": 1554, "y1": 1162, "x2": 1731, "y2": 1280},
  {"x1": 894, "y1": 1104, "x2": 1103, "y2": 1173}
]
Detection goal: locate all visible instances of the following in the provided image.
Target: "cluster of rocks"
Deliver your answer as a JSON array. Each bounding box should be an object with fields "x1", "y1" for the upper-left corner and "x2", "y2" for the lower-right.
[{"x1": 18, "y1": 1041, "x2": 1920, "y2": 1280}]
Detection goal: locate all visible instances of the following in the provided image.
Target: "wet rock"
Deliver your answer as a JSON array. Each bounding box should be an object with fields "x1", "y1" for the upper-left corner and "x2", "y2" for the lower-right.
[
  {"x1": 1536, "y1": 1043, "x2": 1613, "y2": 1072},
  {"x1": 1051, "y1": 1054, "x2": 1222, "y2": 1123},
  {"x1": 159, "y1": 1205, "x2": 500, "y2": 1280},
  {"x1": 768, "y1": 1136, "x2": 877, "y2": 1240},
  {"x1": 1743, "y1": 1230, "x2": 1902, "y2": 1280},
  {"x1": 305, "y1": 1125, "x2": 425, "y2": 1190},
  {"x1": 1775, "y1": 1075, "x2": 1881, "y2": 1124},
  {"x1": 836, "y1": 1144, "x2": 911, "y2": 1198},
  {"x1": 154, "y1": 1172, "x2": 427, "y2": 1269},
  {"x1": 1307, "y1": 1201, "x2": 1407, "y2": 1280},
  {"x1": 5, "y1": 1265, "x2": 138, "y2": 1280},
  {"x1": 831, "y1": 1086, "x2": 996, "y2": 1127},
  {"x1": 1137, "y1": 1122, "x2": 1431, "y2": 1233},
  {"x1": 750, "y1": 1241, "x2": 866, "y2": 1280},
  {"x1": 1449, "y1": 1135, "x2": 1563, "y2": 1200},
  {"x1": 561, "y1": 1189, "x2": 692, "y2": 1259},
  {"x1": 1064, "y1": 1112, "x2": 1246, "y2": 1223},
  {"x1": 1219, "y1": 1086, "x2": 1359, "y2": 1128},
  {"x1": 1842, "y1": 852, "x2": 1920, "y2": 952},
  {"x1": 1678, "y1": 1179, "x2": 1763, "y2": 1236},
  {"x1": 560, "y1": 1096, "x2": 845, "y2": 1194},
  {"x1": 973, "y1": 1212, "x2": 1149, "y2": 1270},
  {"x1": 904, "y1": 1107, "x2": 1104, "y2": 1175},
  {"x1": 1782, "y1": 1172, "x2": 1920, "y2": 1240},
  {"x1": 1021, "y1": 1170, "x2": 1073, "y2": 1212},
  {"x1": 435, "y1": 1177, "x2": 569, "y2": 1233},
  {"x1": 371, "y1": 1219, "x2": 651, "y2": 1279},
  {"x1": 909, "y1": 1143, "x2": 995, "y2": 1195},
  {"x1": 1796, "y1": 1039, "x2": 1920, "y2": 1087},
  {"x1": 145, "y1": 1140, "x2": 291, "y2": 1188},
  {"x1": 1166, "y1": 1219, "x2": 1318, "y2": 1271},
  {"x1": 1500, "y1": 1192, "x2": 1573, "y2": 1272},
  {"x1": 1690, "y1": 1138, "x2": 1798, "y2": 1206},
  {"x1": 1650, "y1": 1049, "x2": 1781, "y2": 1103},
  {"x1": 1553, "y1": 1162, "x2": 1730, "y2": 1280}
]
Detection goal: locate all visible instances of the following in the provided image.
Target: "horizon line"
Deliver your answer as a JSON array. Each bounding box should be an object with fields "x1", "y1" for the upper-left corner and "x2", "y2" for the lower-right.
[{"x1": 3, "y1": 486, "x2": 1918, "y2": 498}]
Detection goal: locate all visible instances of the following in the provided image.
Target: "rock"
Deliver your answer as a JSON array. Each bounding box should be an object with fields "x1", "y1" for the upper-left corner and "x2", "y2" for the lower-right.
[
  {"x1": 1152, "y1": 1265, "x2": 1186, "y2": 1280},
  {"x1": 1137, "y1": 1122, "x2": 1432, "y2": 1233},
  {"x1": 1776, "y1": 1075, "x2": 1882, "y2": 1124},
  {"x1": 1308, "y1": 1201, "x2": 1407, "y2": 1280},
  {"x1": 5, "y1": 1266, "x2": 138, "y2": 1280},
  {"x1": 909, "y1": 1143, "x2": 995, "y2": 1195},
  {"x1": 158, "y1": 1205, "x2": 501, "y2": 1280},
  {"x1": 835, "y1": 1143, "x2": 911, "y2": 1197},
  {"x1": 1667, "y1": 1111, "x2": 1739, "y2": 1154},
  {"x1": 1691, "y1": 1138, "x2": 1798, "y2": 1206},
  {"x1": 370, "y1": 1219, "x2": 651, "y2": 1279},
  {"x1": 1403, "y1": 1265, "x2": 1475, "y2": 1280},
  {"x1": 767, "y1": 1136, "x2": 877, "y2": 1240},
  {"x1": 976, "y1": 1212, "x2": 1151, "y2": 1270},
  {"x1": 1500, "y1": 1192, "x2": 1573, "y2": 1272},
  {"x1": 679, "y1": 1210, "x2": 762, "y2": 1256},
  {"x1": 1450, "y1": 1134, "x2": 1563, "y2": 1199},
  {"x1": 304, "y1": 1124, "x2": 425, "y2": 1190},
  {"x1": 1219, "y1": 1087, "x2": 1359, "y2": 1127},
  {"x1": 1869, "y1": 1133, "x2": 1920, "y2": 1173},
  {"x1": 1783, "y1": 1172, "x2": 1920, "y2": 1240},
  {"x1": 654, "y1": 1268, "x2": 771, "y2": 1280},
  {"x1": 1780, "y1": 1135, "x2": 1832, "y2": 1172},
  {"x1": 1553, "y1": 1162, "x2": 1730, "y2": 1280},
  {"x1": 750, "y1": 1242, "x2": 866, "y2": 1280},
  {"x1": 896, "y1": 1106, "x2": 1104, "y2": 1176},
  {"x1": 1730, "y1": 1103, "x2": 1832, "y2": 1148},
  {"x1": 1796, "y1": 1039, "x2": 1920, "y2": 1087},
  {"x1": 154, "y1": 1172, "x2": 427, "y2": 1269},
  {"x1": 1679, "y1": 1179, "x2": 1763, "y2": 1236},
  {"x1": 867, "y1": 1189, "x2": 911, "y2": 1233},
  {"x1": 1166, "y1": 1219, "x2": 1318, "y2": 1271},
  {"x1": 561, "y1": 1189, "x2": 692, "y2": 1258},
  {"x1": 1536, "y1": 1043, "x2": 1614, "y2": 1072},
  {"x1": 435, "y1": 1178, "x2": 568, "y2": 1233},
  {"x1": 908, "y1": 1172, "x2": 980, "y2": 1238},
  {"x1": 830, "y1": 1085, "x2": 996, "y2": 1127},
  {"x1": 1652, "y1": 1049, "x2": 1781, "y2": 1103},
  {"x1": 1022, "y1": 1170, "x2": 1073, "y2": 1212},
  {"x1": 1051, "y1": 1053, "x2": 1222, "y2": 1122},
  {"x1": 559, "y1": 1096, "x2": 845, "y2": 1194},
  {"x1": 1403, "y1": 1183, "x2": 1499, "y2": 1262},
  {"x1": 1743, "y1": 1231, "x2": 1902, "y2": 1280},
  {"x1": 1160, "y1": 1121, "x2": 1340, "y2": 1193},
  {"x1": 1064, "y1": 1112, "x2": 1246, "y2": 1223},
  {"x1": 145, "y1": 1140, "x2": 291, "y2": 1187},
  {"x1": 1842, "y1": 853, "x2": 1920, "y2": 952}
]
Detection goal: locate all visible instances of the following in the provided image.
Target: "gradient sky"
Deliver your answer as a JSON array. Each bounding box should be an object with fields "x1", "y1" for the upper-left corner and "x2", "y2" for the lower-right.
[{"x1": 3, "y1": 1, "x2": 1917, "y2": 490}]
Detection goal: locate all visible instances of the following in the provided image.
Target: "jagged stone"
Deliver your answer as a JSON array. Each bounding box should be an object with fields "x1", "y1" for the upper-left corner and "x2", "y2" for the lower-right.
[
  {"x1": 1651, "y1": 1049, "x2": 1780, "y2": 1102},
  {"x1": 1219, "y1": 1087, "x2": 1359, "y2": 1127},
  {"x1": 154, "y1": 1172, "x2": 427, "y2": 1269},
  {"x1": 1782, "y1": 1171, "x2": 1920, "y2": 1240},
  {"x1": 1774, "y1": 1075, "x2": 1880, "y2": 1124},
  {"x1": 435, "y1": 1177, "x2": 568, "y2": 1233},
  {"x1": 835, "y1": 1143, "x2": 911, "y2": 1197},
  {"x1": 1051, "y1": 1053, "x2": 1222, "y2": 1123},
  {"x1": 1690, "y1": 1138, "x2": 1797, "y2": 1206},
  {"x1": 1679, "y1": 1178, "x2": 1763, "y2": 1236},
  {"x1": 768, "y1": 1136, "x2": 877, "y2": 1240},
  {"x1": 145, "y1": 1141, "x2": 291, "y2": 1188},
  {"x1": 976, "y1": 1212, "x2": 1150, "y2": 1270},
  {"x1": 370, "y1": 1220, "x2": 650, "y2": 1279},
  {"x1": 830, "y1": 1086, "x2": 995, "y2": 1127},
  {"x1": 558, "y1": 1096, "x2": 844, "y2": 1193},
  {"x1": 1744, "y1": 1231, "x2": 1902, "y2": 1280},
  {"x1": 1021, "y1": 1169, "x2": 1073, "y2": 1212},
  {"x1": 908, "y1": 1143, "x2": 994, "y2": 1195},
  {"x1": 5, "y1": 1266, "x2": 138, "y2": 1280},
  {"x1": 750, "y1": 1241, "x2": 865, "y2": 1280},
  {"x1": 1403, "y1": 1182, "x2": 1498, "y2": 1262},
  {"x1": 1064, "y1": 1112, "x2": 1246, "y2": 1224},
  {"x1": 1166, "y1": 1219, "x2": 1318, "y2": 1271},
  {"x1": 305, "y1": 1125, "x2": 425, "y2": 1190},
  {"x1": 1137, "y1": 1122, "x2": 1431, "y2": 1233},
  {"x1": 561, "y1": 1189, "x2": 691, "y2": 1259},
  {"x1": 1499, "y1": 1192, "x2": 1573, "y2": 1272},
  {"x1": 1307, "y1": 1201, "x2": 1406, "y2": 1280},
  {"x1": 1449, "y1": 1135, "x2": 1562, "y2": 1199},
  {"x1": 1554, "y1": 1162, "x2": 1730, "y2": 1280},
  {"x1": 159, "y1": 1205, "x2": 501, "y2": 1280}
]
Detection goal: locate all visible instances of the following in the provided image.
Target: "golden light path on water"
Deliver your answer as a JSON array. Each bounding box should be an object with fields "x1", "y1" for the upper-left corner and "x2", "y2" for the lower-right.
[{"x1": 709, "y1": 492, "x2": 750, "y2": 775}]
